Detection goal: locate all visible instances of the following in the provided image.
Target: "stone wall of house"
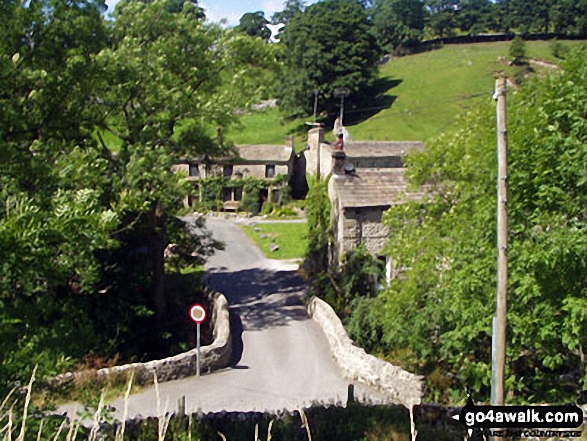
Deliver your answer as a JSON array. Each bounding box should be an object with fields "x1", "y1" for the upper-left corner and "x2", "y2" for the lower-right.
[
  {"x1": 48, "y1": 291, "x2": 232, "y2": 388},
  {"x1": 171, "y1": 163, "x2": 189, "y2": 175},
  {"x1": 358, "y1": 208, "x2": 389, "y2": 256},
  {"x1": 307, "y1": 296, "x2": 423, "y2": 409},
  {"x1": 327, "y1": 176, "x2": 345, "y2": 263},
  {"x1": 232, "y1": 164, "x2": 290, "y2": 180},
  {"x1": 337, "y1": 207, "x2": 389, "y2": 257}
]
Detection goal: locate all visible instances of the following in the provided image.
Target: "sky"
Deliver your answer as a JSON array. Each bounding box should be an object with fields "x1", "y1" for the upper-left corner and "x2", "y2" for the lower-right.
[{"x1": 105, "y1": 0, "x2": 320, "y2": 27}]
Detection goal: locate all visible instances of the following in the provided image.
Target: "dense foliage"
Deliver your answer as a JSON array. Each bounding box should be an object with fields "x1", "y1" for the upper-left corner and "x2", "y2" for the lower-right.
[
  {"x1": 419, "y1": 0, "x2": 587, "y2": 38},
  {"x1": 277, "y1": 0, "x2": 379, "y2": 118},
  {"x1": 235, "y1": 11, "x2": 271, "y2": 41},
  {"x1": 0, "y1": 0, "x2": 274, "y2": 393},
  {"x1": 371, "y1": 0, "x2": 427, "y2": 53},
  {"x1": 346, "y1": 48, "x2": 587, "y2": 404},
  {"x1": 303, "y1": 177, "x2": 381, "y2": 315}
]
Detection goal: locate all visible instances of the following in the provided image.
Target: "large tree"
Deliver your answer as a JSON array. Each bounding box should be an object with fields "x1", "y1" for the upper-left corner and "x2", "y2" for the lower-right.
[
  {"x1": 103, "y1": 0, "x2": 275, "y2": 346},
  {"x1": 235, "y1": 11, "x2": 271, "y2": 41},
  {"x1": 0, "y1": 0, "x2": 121, "y2": 386},
  {"x1": 271, "y1": 0, "x2": 305, "y2": 25},
  {"x1": 371, "y1": 0, "x2": 426, "y2": 52},
  {"x1": 0, "y1": 0, "x2": 276, "y2": 387},
  {"x1": 425, "y1": 0, "x2": 460, "y2": 37},
  {"x1": 278, "y1": 0, "x2": 379, "y2": 118}
]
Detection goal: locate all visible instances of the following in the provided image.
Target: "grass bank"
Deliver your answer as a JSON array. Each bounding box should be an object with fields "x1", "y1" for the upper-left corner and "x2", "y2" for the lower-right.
[{"x1": 240, "y1": 222, "x2": 308, "y2": 260}]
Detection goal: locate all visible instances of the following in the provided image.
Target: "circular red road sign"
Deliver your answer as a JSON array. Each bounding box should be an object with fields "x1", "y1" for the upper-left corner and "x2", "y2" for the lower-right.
[{"x1": 189, "y1": 304, "x2": 207, "y2": 324}]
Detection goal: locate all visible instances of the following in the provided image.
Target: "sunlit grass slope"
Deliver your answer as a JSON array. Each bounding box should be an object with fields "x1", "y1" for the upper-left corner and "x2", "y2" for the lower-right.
[{"x1": 233, "y1": 40, "x2": 585, "y2": 144}]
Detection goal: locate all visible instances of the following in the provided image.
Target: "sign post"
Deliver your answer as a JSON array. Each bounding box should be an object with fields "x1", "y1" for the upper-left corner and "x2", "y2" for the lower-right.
[{"x1": 189, "y1": 304, "x2": 207, "y2": 377}]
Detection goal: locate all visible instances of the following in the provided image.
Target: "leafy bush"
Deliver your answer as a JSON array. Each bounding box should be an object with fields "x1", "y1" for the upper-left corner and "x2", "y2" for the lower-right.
[
  {"x1": 549, "y1": 39, "x2": 570, "y2": 59},
  {"x1": 509, "y1": 35, "x2": 527, "y2": 65}
]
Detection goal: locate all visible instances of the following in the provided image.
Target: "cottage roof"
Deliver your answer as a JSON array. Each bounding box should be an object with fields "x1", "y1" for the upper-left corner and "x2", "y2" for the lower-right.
[
  {"x1": 331, "y1": 169, "x2": 427, "y2": 208},
  {"x1": 344, "y1": 141, "x2": 424, "y2": 159},
  {"x1": 235, "y1": 145, "x2": 293, "y2": 163}
]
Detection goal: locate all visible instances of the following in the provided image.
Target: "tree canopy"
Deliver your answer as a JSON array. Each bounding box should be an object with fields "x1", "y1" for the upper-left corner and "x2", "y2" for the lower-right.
[
  {"x1": 278, "y1": 0, "x2": 379, "y2": 119},
  {"x1": 235, "y1": 11, "x2": 271, "y2": 41},
  {"x1": 271, "y1": 0, "x2": 306, "y2": 25},
  {"x1": 371, "y1": 0, "x2": 426, "y2": 53}
]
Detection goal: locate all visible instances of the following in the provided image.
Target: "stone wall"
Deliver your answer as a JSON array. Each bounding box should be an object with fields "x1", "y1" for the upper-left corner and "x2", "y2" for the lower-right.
[
  {"x1": 319, "y1": 144, "x2": 334, "y2": 178},
  {"x1": 356, "y1": 208, "x2": 389, "y2": 256},
  {"x1": 336, "y1": 207, "x2": 390, "y2": 258},
  {"x1": 232, "y1": 164, "x2": 290, "y2": 180},
  {"x1": 49, "y1": 291, "x2": 232, "y2": 388},
  {"x1": 307, "y1": 296, "x2": 423, "y2": 409}
]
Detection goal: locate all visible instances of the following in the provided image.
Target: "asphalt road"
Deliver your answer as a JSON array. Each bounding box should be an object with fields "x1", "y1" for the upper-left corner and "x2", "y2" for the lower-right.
[{"x1": 61, "y1": 217, "x2": 386, "y2": 419}]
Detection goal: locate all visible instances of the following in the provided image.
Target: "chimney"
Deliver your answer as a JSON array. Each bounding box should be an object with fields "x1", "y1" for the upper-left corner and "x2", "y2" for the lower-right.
[
  {"x1": 285, "y1": 135, "x2": 294, "y2": 149},
  {"x1": 331, "y1": 149, "x2": 346, "y2": 175},
  {"x1": 307, "y1": 126, "x2": 324, "y2": 149},
  {"x1": 307, "y1": 126, "x2": 325, "y2": 177}
]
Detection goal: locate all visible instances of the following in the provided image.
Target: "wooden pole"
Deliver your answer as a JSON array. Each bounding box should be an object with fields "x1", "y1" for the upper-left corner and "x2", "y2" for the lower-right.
[{"x1": 491, "y1": 77, "x2": 508, "y2": 409}]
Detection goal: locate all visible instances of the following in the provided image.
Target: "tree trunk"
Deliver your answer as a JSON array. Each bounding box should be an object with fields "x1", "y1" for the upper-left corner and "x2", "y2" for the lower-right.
[{"x1": 149, "y1": 202, "x2": 167, "y2": 349}]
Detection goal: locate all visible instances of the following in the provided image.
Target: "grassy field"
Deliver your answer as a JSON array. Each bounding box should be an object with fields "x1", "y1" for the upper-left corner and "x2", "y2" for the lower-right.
[
  {"x1": 240, "y1": 222, "x2": 308, "y2": 260},
  {"x1": 232, "y1": 40, "x2": 586, "y2": 145},
  {"x1": 226, "y1": 108, "x2": 309, "y2": 152}
]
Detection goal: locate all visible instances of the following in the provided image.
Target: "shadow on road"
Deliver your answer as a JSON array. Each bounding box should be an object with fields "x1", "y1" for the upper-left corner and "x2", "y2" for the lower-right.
[
  {"x1": 208, "y1": 267, "x2": 308, "y2": 332},
  {"x1": 229, "y1": 310, "x2": 245, "y2": 367}
]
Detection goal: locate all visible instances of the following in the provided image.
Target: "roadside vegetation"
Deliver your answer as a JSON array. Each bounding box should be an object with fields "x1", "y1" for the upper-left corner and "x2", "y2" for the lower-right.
[
  {"x1": 344, "y1": 48, "x2": 587, "y2": 404},
  {"x1": 2, "y1": 370, "x2": 464, "y2": 440}
]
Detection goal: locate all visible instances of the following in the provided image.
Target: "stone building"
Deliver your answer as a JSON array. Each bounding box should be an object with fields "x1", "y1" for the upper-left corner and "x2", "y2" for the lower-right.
[
  {"x1": 305, "y1": 126, "x2": 424, "y2": 178},
  {"x1": 313, "y1": 127, "x2": 427, "y2": 281},
  {"x1": 173, "y1": 139, "x2": 295, "y2": 211}
]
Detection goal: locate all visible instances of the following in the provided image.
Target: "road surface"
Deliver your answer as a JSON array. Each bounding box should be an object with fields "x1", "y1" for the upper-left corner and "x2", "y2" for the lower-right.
[{"x1": 61, "y1": 217, "x2": 386, "y2": 419}]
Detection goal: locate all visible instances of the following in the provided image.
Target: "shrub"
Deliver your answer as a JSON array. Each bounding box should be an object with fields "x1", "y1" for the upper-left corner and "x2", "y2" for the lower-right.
[{"x1": 509, "y1": 35, "x2": 527, "y2": 65}]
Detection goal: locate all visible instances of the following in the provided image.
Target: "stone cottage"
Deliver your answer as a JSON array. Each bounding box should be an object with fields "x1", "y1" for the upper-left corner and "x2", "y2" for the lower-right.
[
  {"x1": 306, "y1": 126, "x2": 427, "y2": 281},
  {"x1": 173, "y1": 138, "x2": 296, "y2": 211},
  {"x1": 305, "y1": 126, "x2": 424, "y2": 178}
]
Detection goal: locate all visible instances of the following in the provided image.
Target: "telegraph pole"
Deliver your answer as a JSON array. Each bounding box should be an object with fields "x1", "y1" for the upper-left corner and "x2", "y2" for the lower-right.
[
  {"x1": 491, "y1": 77, "x2": 508, "y2": 411},
  {"x1": 313, "y1": 89, "x2": 319, "y2": 123},
  {"x1": 334, "y1": 87, "x2": 350, "y2": 125}
]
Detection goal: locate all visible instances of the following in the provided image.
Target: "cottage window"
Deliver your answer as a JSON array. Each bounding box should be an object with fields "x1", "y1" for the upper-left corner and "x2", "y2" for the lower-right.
[
  {"x1": 272, "y1": 189, "x2": 280, "y2": 203},
  {"x1": 222, "y1": 187, "x2": 232, "y2": 202},
  {"x1": 234, "y1": 187, "x2": 243, "y2": 201},
  {"x1": 189, "y1": 164, "x2": 200, "y2": 177},
  {"x1": 223, "y1": 165, "x2": 233, "y2": 177},
  {"x1": 265, "y1": 164, "x2": 275, "y2": 178}
]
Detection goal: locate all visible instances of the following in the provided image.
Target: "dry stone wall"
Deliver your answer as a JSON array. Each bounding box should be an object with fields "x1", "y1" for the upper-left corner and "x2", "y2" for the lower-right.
[
  {"x1": 307, "y1": 296, "x2": 423, "y2": 409},
  {"x1": 49, "y1": 291, "x2": 232, "y2": 388}
]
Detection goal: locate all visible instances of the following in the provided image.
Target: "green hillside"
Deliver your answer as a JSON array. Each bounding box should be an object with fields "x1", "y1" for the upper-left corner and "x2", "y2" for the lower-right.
[{"x1": 231, "y1": 40, "x2": 585, "y2": 145}]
